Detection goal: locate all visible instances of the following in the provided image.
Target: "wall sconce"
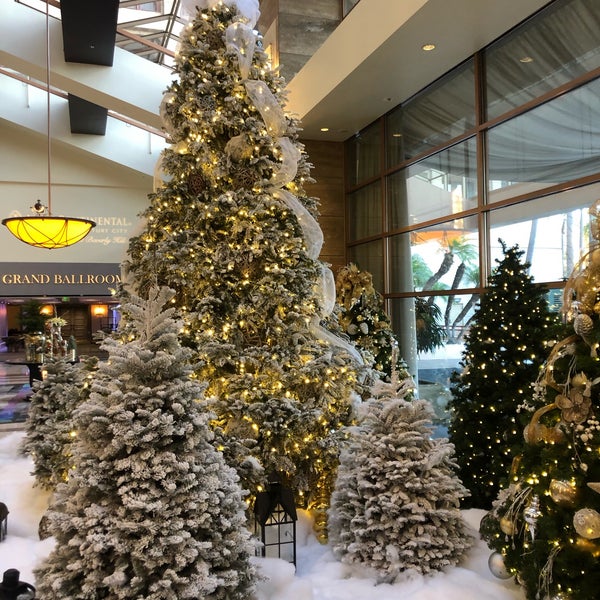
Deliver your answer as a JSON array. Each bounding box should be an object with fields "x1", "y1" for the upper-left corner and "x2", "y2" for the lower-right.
[
  {"x1": 253, "y1": 480, "x2": 297, "y2": 566},
  {"x1": 91, "y1": 304, "x2": 108, "y2": 318},
  {"x1": 40, "y1": 304, "x2": 54, "y2": 316}
]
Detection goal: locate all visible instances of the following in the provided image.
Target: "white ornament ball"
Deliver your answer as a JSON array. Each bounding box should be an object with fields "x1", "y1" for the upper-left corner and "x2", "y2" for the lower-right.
[
  {"x1": 488, "y1": 551, "x2": 511, "y2": 579},
  {"x1": 573, "y1": 507, "x2": 600, "y2": 539}
]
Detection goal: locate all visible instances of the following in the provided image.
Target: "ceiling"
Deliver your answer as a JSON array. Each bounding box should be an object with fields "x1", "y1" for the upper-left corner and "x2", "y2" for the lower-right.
[{"x1": 0, "y1": 0, "x2": 553, "y2": 173}]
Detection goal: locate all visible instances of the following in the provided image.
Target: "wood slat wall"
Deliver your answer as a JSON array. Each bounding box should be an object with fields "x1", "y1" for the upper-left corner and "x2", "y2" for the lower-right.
[{"x1": 303, "y1": 139, "x2": 346, "y2": 277}]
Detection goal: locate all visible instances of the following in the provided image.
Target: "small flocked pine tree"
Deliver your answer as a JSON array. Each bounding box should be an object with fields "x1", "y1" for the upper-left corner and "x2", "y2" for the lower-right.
[
  {"x1": 123, "y1": 0, "x2": 362, "y2": 518},
  {"x1": 448, "y1": 240, "x2": 562, "y2": 509},
  {"x1": 35, "y1": 287, "x2": 255, "y2": 599},
  {"x1": 480, "y1": 201, "x2": 600, "y2": 600},
  {"x1": 20, "y1": 356, "x2": 98, "y2": 491},
  {"x1": 328, "y1": 345, "x2": 472, "y2": 581},
  {"x1": 334, "y1": 263, "x2": 409, "y2": 381}
]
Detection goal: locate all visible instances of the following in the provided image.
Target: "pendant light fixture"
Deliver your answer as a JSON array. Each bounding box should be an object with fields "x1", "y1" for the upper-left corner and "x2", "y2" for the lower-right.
[{"x1": 2, "y1": 1, "x2": 95, "y2": 249}]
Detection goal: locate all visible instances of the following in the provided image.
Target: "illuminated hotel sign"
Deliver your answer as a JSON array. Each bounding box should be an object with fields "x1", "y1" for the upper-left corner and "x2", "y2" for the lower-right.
[{"x1": 0, "y1": 263, "x2": 121, "y2": 296}]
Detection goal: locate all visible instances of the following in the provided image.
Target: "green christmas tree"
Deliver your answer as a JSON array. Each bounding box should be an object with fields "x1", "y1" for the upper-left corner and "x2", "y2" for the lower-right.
[
  {"x1": 35, "y1": 286, "x2": 255, "y2": 599},
  {"x1": 328, "y1": 344, "x2": 472, "y2": 581},
  {"x1": 448, "y1": 240, "x2": 562, "y2": 509},
  {"x1": 334, "y1": 263, "x2": 410, "y2": 381},
  {"x1": 480, "y1": 201, "x2": 600, "y2": 600},
  {"x1": 123, "y1": 0, "x2": 362, "y2": 524},
  {"x1": 20, "y1": 356, "x2": 98, "y2": 491}
]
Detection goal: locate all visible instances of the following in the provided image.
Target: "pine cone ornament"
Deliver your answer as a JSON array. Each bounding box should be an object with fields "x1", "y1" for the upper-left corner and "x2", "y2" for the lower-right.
[
  {"x1": 574, "y1": 313, "x2": 594, "y2": 336},
  {"x1": 187, "y1": 173, "x2": 208, "y2": 195}
]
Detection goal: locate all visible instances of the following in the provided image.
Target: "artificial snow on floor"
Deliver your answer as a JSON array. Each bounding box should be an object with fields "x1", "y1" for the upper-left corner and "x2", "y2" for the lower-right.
[{"x1": 0, "y1": 431, "x2": 524, "y2": 599}]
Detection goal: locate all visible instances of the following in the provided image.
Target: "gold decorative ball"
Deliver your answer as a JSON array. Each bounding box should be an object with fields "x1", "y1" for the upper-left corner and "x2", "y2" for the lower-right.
[
  {"x1": 500, "y1": 516, "x2": 515, "y2": 535},
  {"x1": 573, "y1": 508, "x2": 600, "y2": 539},
  {"x1": 549, "y1": 479, "x2": 579, "y2": 507}
]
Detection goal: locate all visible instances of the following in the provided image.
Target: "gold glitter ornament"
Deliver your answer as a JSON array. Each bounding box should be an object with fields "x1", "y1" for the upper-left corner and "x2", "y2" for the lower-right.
[
  {"x1": 573, "y1": 313, "x2": 594, "y2": 336},
  {"x1": 549, "y1": 479, "x2": 578, "y2": 507},
  {"x1": 500, "y1": 516, "x2": 516, "y2": 535}
]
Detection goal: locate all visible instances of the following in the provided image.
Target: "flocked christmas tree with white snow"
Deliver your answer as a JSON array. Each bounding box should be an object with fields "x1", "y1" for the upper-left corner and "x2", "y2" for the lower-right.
[
  {"x1": 123, "y1": 0, "x2": 363, "y2": 520},
  {"x1": 328, "y1": 344, "x2": 472, "y2": 581},
  {"x1": 20, "y1": 356, "x2": 98, "y2": 491},
  {"x1": 34, "y1": 286, "x2": 256, "y2": 599}
]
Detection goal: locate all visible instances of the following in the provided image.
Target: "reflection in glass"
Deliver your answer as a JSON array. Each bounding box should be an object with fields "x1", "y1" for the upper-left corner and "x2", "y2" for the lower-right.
[
  {"x1": 489, "y1": 183, "x2": 600, "y2": 283},
  {"x1": 487, "y1": 78, "x2": 600, "y2": 197},
  {"x1": 485, "y1": 0, "x2": 600, "y2": 121},
  {"x1": 346, "y1": 122, "x2": 381, "y2": 187},
  {"x1": 348, "y1": 181, "x2": 382, "y2": 242},
  {"x1": 386, "y1": 59, "x2": 475, "y2": 166},
  {"x1": 387, "y1": 138, "x2": 478, "y2": 231},
  {"x1": 348, "y1": 240, "x2": 384, "y2": 292},
  {"x1": 389, "y1": 216, "x2": 479, "y2": 294}
]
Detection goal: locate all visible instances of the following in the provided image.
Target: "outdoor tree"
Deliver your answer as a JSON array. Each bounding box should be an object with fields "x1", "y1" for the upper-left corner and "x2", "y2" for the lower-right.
[
  {"x1": 35, "y1": 286, "x2": 255, "y2": 599},
  {"x1": 20, "y1": 356, "x2": 98, "y2": 491},
  {"x1": 328, "y1": 345, "x2": 472, "y2": 581},
  {"x1": 448, "y1": 241, "x2": 563, "y2": 509},
  {"x1": 122, "y1": 0, "x2": 363, "y2": 521},
  {"x1": 480, "y1": 201, "x2": 600, "y2": 600},
  {"x1": 334, "y1": 263, "x2": 409, "y2": 380}
]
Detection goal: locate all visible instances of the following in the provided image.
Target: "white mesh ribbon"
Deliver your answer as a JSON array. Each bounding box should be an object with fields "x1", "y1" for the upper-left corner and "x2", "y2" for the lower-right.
[
  {"x1": 314, "y1": 264, "x2": 336, "y2": 316},
  {"x1": 267, "y1": 137, "x2": 300, "y2": 188},
  {"x1": 225, "y1": 21, "x2": 256, "y2": 79},
  {"x1": 273, "y1": 190, "x2": 323, "y2": 259},
  {"x1": 309, "y1": 317, "x2": 364, "y2": 365},
  {"x1": 244, "y1": 80, "x2": 287, "y2": 137}
]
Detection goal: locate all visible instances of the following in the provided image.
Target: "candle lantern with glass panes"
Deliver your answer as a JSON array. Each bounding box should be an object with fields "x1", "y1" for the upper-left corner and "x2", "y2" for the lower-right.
[{"x1": 253, "y1": 479, "x2": 297, "y2": 566}]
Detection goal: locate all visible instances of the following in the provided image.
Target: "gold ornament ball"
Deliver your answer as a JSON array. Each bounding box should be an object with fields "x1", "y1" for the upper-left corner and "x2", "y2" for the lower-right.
[
  {"x1": 549, "y1": 479, "x2": 579, "y2": 506},
  {"x1": 573, "y1": 508, "x2": 600, "y2": 539},
  {"x1": 500, "y1": 516, "x2": 515, "y2": 535},
  {"x1": 488, "y1": 551, "x2": 511, "y2": 579}
]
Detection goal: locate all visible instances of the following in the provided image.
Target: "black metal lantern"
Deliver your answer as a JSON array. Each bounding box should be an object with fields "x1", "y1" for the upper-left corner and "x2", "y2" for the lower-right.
[
  {"x1": 0, "y1": 503, "x2": 7, "y2": 542},
  {"x1": 0, "y1": 569, "x2": 36, "y2": 600},
  {"x1": 253, "y1": 481, "x2": 297, "y2": 566}
]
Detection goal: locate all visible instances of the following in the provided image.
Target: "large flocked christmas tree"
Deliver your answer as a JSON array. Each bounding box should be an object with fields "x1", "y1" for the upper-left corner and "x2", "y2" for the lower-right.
[
  {"x1": 448, "y1": 241, "x2": 562, "y2": 509},
  {"x1": 34, "y1": 287, "x2": 255, "y2": 599},
  {"x1": 123, "y1": 0, "x2": 362, "y2": 518},
  {"x1": 481, "y1": 201, "x2": 600, "y2": 600},
  {"x1": 328, "y1": 344, "x2": 472, "y2": 581}
]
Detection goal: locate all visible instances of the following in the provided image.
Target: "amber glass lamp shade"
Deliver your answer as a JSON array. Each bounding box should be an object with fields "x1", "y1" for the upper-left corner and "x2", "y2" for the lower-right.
[{"x1": 2, "y1": 215, "x2": 96, "y2": 249}]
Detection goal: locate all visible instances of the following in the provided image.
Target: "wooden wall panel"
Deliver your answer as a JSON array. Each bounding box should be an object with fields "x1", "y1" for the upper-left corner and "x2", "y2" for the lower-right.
[{"x1": 303, "y1": 139, "x2": 346, "y2": 277}]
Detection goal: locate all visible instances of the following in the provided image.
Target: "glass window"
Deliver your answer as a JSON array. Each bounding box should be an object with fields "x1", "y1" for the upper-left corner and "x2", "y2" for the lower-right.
[
  {"x1": 386, "y1": 59, "x2": 475, "y2": 166},
  {"x1": 485, "y1": 0, "x2": 600, "y2": 120},
  {"x1": 345, "y1": 122, "x2": 381, "y2": 187},
  {"x1": 387, "y1": 138, "x2": 478, "y2": 231},
  {"x1": 487, "y1": 78, "x2": 600, "y2": 198},
  {"x1": 389, "y1": 215, "x2": 480, "y2": 294},
  {"x1": 348, "y1": 240, "x2": 384, "y2": 292},
  {"x1": 489, "y1": 182, "x2": 600, "y2": 283},
  {"x1": 347, "y1": 181, "x2": 382, "y2": 242}
]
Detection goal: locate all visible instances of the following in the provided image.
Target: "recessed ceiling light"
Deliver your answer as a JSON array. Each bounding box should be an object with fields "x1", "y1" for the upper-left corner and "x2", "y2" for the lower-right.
[
  {"x1": 392, "y1": 133, "x2": 402, "y2": 138},
  {"x1": 320, "y1": 127, "x2": 329, "y2": 132},
  {"x1": 519, "y1": 56, "x2": 534, "y2": 63},
  {"x1": 421, "y1": 43, "x2": 436, "y2": 51}
]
